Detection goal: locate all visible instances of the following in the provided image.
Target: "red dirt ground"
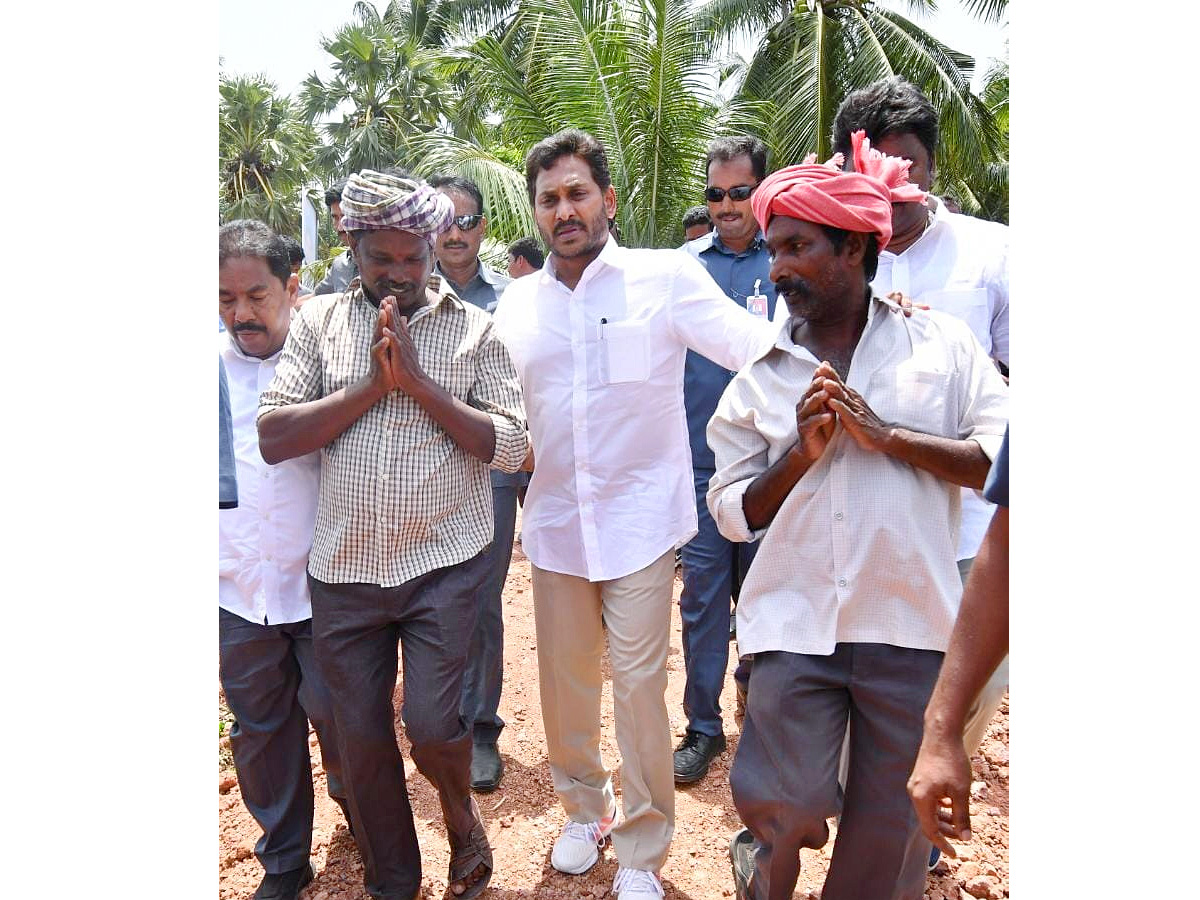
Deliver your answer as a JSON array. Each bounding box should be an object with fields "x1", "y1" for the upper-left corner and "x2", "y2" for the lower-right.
[{"x1": 219, "y1": 538, "x2": 1009, "y2": 900}]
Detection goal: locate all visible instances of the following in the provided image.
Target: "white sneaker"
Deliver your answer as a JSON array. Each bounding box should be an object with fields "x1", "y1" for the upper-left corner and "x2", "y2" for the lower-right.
[
  {"x1": 550, "y1": 805, "x2": 620, "y2": 875},
  {"x1": 613, "y1": 868, "x2": 664, "y2": 899}
]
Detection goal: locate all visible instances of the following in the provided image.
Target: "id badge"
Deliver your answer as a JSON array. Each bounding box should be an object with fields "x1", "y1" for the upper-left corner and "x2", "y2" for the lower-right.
[{"x1": 745, "y1": 278, "x2": 768, "y2": 318}]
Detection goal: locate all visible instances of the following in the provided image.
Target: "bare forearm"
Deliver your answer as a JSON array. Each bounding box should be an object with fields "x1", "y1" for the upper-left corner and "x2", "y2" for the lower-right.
[
  {"x1": 743, "y1": 444, "x2": 813, "y2": 531},
  {"x1": 408, "y1": 377, "x2": 496, "y2": 463},
  {"x1": 880, "y1": 428, "x2": 992, "y2": 489},
  {"x1": 258, "y1": 377, "x2": 384, "y2": 464},
  {"x1": 923, "y1": 507, "x2": 1009, "y2": 741}
]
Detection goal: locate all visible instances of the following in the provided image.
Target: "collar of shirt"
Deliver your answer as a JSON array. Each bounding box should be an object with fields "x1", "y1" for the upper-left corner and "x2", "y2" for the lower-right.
[
  {"x1": 701, "y1": 229, "x2": 766, "y2": 258},
  {"x1": 879, "y1": 202, "x2": 939, "y2": 260},
  {"x1": 434, "y1": 260, "x2": 510, "y2": 311},
  {"x1": 223, "y1": 328, "x2": 287, "y2": 365},
  {"x1": 764, "y1": 293, "x2": 900, "y2": 365},
  {"x1": 541, "y1": 235, "x2": 624, "y2": 289}
]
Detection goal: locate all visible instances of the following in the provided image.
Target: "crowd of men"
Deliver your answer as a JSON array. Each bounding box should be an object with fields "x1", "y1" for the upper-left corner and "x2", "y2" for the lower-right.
[{"x1": 218, "y1": 76, "x2": 1010, "y2": 900}]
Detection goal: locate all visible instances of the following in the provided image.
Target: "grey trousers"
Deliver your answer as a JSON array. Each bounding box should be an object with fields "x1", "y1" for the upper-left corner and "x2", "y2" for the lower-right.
[
  {"x1": 218, "y1": 608, "x2": 347, "y2": 874},
  {"x1": 731, "y1": 644, "x2": 943, "y2": 900},
  {"x1": 308, "y1": 551, "x2": 489, "y2": 900},
  {"x1": 459, "y1": 482, "x2": 518, "y2": 745}
]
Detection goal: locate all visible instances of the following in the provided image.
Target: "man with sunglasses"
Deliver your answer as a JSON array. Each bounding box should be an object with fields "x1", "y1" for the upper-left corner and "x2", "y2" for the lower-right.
[
  {"x1": 429, "y1": 174, "x2": 519, "y2": 794},
  {"x1": 674, "y1": 136, "x2": 778, "y2": 786}
]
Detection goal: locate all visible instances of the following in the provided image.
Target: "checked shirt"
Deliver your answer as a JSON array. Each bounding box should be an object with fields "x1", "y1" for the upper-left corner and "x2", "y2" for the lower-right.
[{"x1": 258, "y1": 276, "x2": 528, "y2": 588}]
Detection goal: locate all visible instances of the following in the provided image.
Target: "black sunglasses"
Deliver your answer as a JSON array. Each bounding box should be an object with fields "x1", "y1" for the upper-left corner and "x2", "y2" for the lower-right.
[
  {"x1": 704, "y1": 184, "x2": 756, "y2": 203},
  {"x1": 452, "y1": 214, "x2": 483, "y2": 231}
]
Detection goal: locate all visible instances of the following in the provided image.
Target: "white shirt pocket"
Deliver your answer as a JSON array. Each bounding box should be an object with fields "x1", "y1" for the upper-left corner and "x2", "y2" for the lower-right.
[{"x1": 600, "y1": 320, "x2": 650, "y2": 384}]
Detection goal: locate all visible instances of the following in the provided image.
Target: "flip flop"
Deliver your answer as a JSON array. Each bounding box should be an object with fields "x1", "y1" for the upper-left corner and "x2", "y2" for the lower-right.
[{"x1": 445, "y1": 798, "x2": 493, "y2": 900}]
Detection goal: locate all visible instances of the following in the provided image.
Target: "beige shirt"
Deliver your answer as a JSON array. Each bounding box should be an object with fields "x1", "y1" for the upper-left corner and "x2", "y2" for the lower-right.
[
  {"x1": 706, "y1": 296, "x2": 1008, "y2": 656},
  {"x1": 258, "y1": 277, "x2": 528, "y2": 587}
]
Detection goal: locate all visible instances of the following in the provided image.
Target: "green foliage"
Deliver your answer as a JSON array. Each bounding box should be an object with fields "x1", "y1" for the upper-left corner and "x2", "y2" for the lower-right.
[
  {"x1": 219, "y1": 74, "x2": 320, "y2": 236},
  {"x1": 220, "y1": 0, "x2": 1011, "y2": 242}
]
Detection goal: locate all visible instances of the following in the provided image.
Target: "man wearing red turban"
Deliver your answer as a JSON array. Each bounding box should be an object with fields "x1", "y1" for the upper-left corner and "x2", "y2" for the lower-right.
[{"x1": 706, "y1": 135, "x2": 1009, "y2": 900}]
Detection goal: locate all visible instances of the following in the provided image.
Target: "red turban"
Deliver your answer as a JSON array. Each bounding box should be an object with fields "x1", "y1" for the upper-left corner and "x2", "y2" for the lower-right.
[{"x1": 750, "y1": 131, "x2": 926, "y2": 251}]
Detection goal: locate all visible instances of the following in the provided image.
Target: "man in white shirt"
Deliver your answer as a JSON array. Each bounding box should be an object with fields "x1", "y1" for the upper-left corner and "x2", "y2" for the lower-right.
[
  {"x1": 830, "y1": 76, "x2": 1010, "y2": 766},
  {"x1": 707, "y1": 143, "x2": 1007, "y2": 900},
  {"x1": 219, "y1": 220, "x2": 347, "y2": 900},
  {"x1": 492, "y1": 129, "x2": 773, "y2": 900}
]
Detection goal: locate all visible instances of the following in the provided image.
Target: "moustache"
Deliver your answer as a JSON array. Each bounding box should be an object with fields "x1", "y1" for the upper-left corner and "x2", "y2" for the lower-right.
[
  {"x1": 376, "y1": 282, "x2": 416, "y2": 297},
  {"x1": 774, "y1": 277, "x2": 809, "y2": 297},
  {"x1": 443, "y1": 241, "x2": 468, "y2": 250},
  {"x1": 554, "y1": 219, "x2": 587, "y2": 236},
  {"x1": 233, "y1": 322, "x2": 267, "y2": 333}
]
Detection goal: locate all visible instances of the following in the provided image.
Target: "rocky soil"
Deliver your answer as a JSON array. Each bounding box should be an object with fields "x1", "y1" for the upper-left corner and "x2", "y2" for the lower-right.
[{"x1": 219, "y1": 539, "x2": 1008, "y2": 900}]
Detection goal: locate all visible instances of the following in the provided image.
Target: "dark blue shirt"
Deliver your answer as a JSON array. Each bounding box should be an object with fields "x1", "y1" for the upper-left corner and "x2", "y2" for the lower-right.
[
  {"x1": 219, "y1": 357, "x2": 238, "y2": 509},
  {"x1": 683, "y1": 231, "x2": 777, "y2": 471},
  {"x1": 983, "y1": 427, "x2": 1009, "y2": 508}
]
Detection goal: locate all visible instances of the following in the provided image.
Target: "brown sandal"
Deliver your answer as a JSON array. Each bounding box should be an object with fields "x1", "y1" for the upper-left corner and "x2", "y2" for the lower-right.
[{"x1": 445, "y1": 799, "x2": 493, "y2": 900}]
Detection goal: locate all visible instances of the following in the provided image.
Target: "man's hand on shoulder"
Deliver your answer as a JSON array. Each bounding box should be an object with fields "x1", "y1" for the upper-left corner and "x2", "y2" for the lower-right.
[{"x1": 887, "y1": 291, "x2": 929, "y2": 318}]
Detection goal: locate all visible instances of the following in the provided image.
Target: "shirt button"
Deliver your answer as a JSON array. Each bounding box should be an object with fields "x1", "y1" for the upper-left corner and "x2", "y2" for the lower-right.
[
  {"x1": 378, "y1": 515, "x2": 386, "y2": 524},
  {"x1": 834, "y1": 512, "x2": 843, "y2": 520},
  {"x1": 837, "y1": 578, "x2": 847, "y2": 587}
]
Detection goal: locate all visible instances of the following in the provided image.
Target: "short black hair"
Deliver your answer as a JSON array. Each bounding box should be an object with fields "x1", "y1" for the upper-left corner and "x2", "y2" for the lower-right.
[
  {"x1": 831, "y1": 76, "x2": 938, "y2": 164},
  {"x1": 219, "y1": 219, "x2": 291, "y2": 286},
  {"x1": 279, "y1": 235, "x2": 305, "y2": 267},
  {"x1": 507, "y1": 236, "x2": 544, "y2": 269},
  {"x1": 819, "y1": 224, "x2": 880, "y2": 282},
  {"x1": 682, "y1": 205, "x2": 711, "y2": 229},
  {"x1": 428, "y1": 174, "x2": 484, "y2": 216},
  {"x1": 525, "y1": 129, "x2": 612, "y2": 203},
  {"x1": 324, "y1": 177, "x2": 348, "y2": 209},
  {"x1": 706, "y1": 136, "x2": 768, "y2": 183}
]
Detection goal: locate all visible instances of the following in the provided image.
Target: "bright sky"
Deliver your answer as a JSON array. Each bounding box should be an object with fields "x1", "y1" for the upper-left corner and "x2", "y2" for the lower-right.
[{"x1": 218, "y1": 0, "x2": 1007, "y2": 100}]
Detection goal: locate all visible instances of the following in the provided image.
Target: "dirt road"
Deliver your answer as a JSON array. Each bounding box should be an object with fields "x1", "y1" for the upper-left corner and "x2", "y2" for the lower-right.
[{"x1": 219, "y1": 541, "x2": 1009, "y2": 899}]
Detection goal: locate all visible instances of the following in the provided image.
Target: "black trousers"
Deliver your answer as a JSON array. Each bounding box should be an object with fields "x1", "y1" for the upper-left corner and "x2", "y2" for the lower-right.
[
  {"x1": 731, "y1": 643, "x2": 943, "y2": 900},
  {"x1": 309, "y1": 550, "x2": 489, "y2": 900},
  {"x1": 218, "y1": 609, "x2": 346, "y2": 874}
]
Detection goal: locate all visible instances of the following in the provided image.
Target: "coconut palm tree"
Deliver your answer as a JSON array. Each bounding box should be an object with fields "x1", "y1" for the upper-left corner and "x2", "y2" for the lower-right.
[
  {"x1": 409, "y1": 0, "x2": 756, "y2": 249},
  {"x1": 697, "y1": 0, "x2": 1002, "y2": 193},
  {"x1": 299, "y1": 6, "x2": 450, "y2": 173},
  {"x1": 299, "y1": 1, "x2": 519, "y2": 175},
  {"x1": 219, "y1": 74, "x2": 319, "y2": 235},
  {"x1": 947, "y1": 48, "x2": 1007, "y2": 222}
]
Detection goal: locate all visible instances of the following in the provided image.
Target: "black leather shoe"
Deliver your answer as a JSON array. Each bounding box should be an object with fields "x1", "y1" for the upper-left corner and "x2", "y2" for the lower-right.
[
  {"x1": 470, "y1": 742, "x2": 503, "y2": 792},
  {"x1": 253, "y1": 861, "x2": 314, "y2": 900},
  {"x1": 673, "y1": 730, "x2": 726, "y2": 784}
]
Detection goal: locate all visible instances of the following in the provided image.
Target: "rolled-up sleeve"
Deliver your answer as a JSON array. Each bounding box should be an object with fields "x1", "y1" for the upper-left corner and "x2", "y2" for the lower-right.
[
  {"x1": 258, "y1": 307, "x2": 324, "y2": 419},
  {"x1": 470, "y1": 322, "x2": 529, "y2": 473},
  {"x1": 952, "y1": 320, "x2": 1009, "y2": 462},
  {"x1": 705, "y1": 376, "x2": 772, "y2": 543}
]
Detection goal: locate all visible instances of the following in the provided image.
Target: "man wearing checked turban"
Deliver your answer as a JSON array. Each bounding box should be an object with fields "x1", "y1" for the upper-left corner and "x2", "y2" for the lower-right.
[
  {"x1": 258, "y1": 169, "x2": 529, "y2": 900},
  {"x1": 704, "y1": 134, "x2": 1009, "y2": 900}
]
